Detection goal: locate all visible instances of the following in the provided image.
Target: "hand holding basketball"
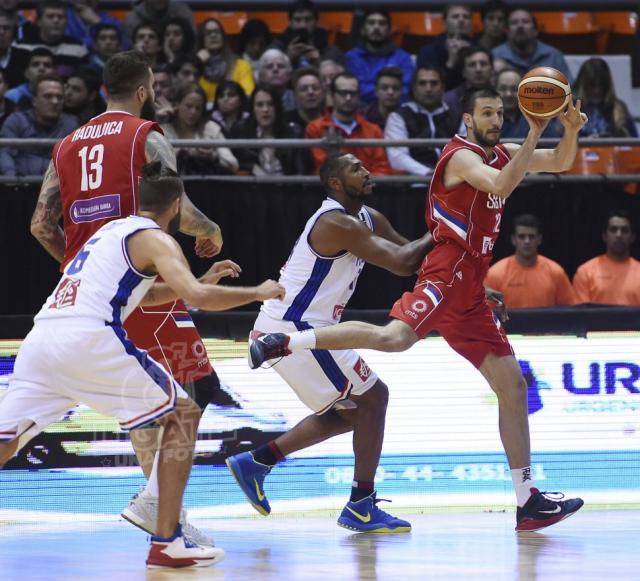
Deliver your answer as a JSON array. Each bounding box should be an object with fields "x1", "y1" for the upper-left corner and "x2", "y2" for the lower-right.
[{"x1": 559, "y1": 98, "x2": 588, "y2": 133}]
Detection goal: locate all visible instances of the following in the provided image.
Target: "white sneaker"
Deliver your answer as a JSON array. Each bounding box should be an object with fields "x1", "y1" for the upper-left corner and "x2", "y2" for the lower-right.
[
  {"x1": 146, "y1": 525, "x2": 225, "y2": 569},
  {"x1": 121, "y1": 488, "x2": 214, "y2": 546}
]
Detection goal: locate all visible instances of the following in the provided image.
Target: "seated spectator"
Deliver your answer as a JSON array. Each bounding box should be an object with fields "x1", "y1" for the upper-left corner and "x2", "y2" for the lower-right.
[
  {"x1": 476, "y1": 0, "x2": 507, "y2": 51},
  {"x1": 492, "y1": 9, "x2": 572, "y2": 82},
  {"x1": 345, "y1": 9, "x2": 413, "y2": 105},
  {"x1": 485, "y1": 214, "x2": 576, "y2": 308},
  {"x1": 285, "y1": 66, "x2": 325, "y2": 132},
  {"x1": 63, "y1": 64, "x2": 104, "y2": 124},
  {"x1": 0, "y1": 8, "x2": 30, "y2": 88},
  {"x1": 133, "y1": 23, "x2": 164, "y2": 67},
  {"x1": 230, "y1": 85, "x2": 309, "y2": 175},
  {"x1": 169, "y1": 54, "x2": 203, "y2": 88},
  {"x1": 573, "y1": 210, "x2": 640, "y2": 305},
  {"x1": 0, "y1": 68, "x2": 15, "y2": 126},
  {"x1": 305, "y1": 72, "x2": 392, "y2": 175},
  {"x1": 89, "y1": 23, "x2": 122, "y2": 76},
  {"x1": 0, "y1": 73, "x2": 78, "y2": 176},
  {"x1": 385, "y1": 66, "x2": 457, "y2": 177},
  {"x1": 64, "y1": 0, "x2": 122, "y2": 51},
  {"x1": 212, "y1": 80, "x2": 249, "y2": 136},
  {"x1": 152, "y1": 64, "x2": 175, "y2": 123},
  {"x1": 318, "y1": 57, "x2": 344, "y2": 110},
  {"x1": 257, "y1": 48, "x2": 295, "y2": 112},
  {"x1": 16, "y1": 0, "x2": 88, "y2": 79},
  {"x1": 162, "y1": 17, "x2": 195, "y2": 64},
  {"x1": 572, "y1": 58, "x2": 638, "y2": 138},
  {"x1": 123, "y1": 0, "x2": 195, "y2": 44},
  {"x1": 444, "y1": 47, "x2": 493, "y2": 130},
  {"x1": 5, "y1": 47, "x2": 55, "y2": 109},
  {"x1": 239, "y1": 19, "x2": 272, "y2": 80},
  {"x1": 161, "y1": 83, "x2": 238, "y2": 175},
  {"x1": 279, "y1": 0, "x2": 343, "y2": 69},
  {"x1": 417, "y1": 4, "x2": 473, "y2": 90},
  {"x1": 362, "y1": 66, "x2": 403, "y2": 130},
  {"x1": 0, "y1": 0, "x2": 31, "y2": 41},
  {"x1": 197, "y1": 17, "x2": 255, "y2": 104}
]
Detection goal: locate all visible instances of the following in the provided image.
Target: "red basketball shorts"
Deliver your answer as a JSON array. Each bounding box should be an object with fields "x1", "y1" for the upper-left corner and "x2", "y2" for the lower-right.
[{"x1": 389, "y1": 241, "x2": 514, "y2": 368}]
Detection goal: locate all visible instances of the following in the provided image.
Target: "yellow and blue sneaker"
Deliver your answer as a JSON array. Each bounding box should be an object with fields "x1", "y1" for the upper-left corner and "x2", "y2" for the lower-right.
[
  {"x1": 337, "y1": 493, "x2": 411, "y2": 533},
  {"x1": 225, "y1": 451, "x2": 272, "y2": 516}
]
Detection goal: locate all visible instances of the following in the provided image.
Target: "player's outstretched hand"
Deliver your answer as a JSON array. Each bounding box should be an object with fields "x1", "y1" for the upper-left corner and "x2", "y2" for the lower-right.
[
  {"x1": 200, "y1": 259, "x2": 242, "y2": 285},
  {"x1": 559, "y1": 98, "x2": 588, "y2": 133},
  {"x1": 256, "y1": 280, "x2": 286, "y2": 302},
  {"x1": 485, "y1": 286, "x2": 509, "y2": 322},
  {"x1": 195, "y1": 231, "x2": 223, "y2": 258}
]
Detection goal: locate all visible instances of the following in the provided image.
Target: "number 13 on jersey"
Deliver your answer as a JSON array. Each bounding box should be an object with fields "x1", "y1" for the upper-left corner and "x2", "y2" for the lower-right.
[{"x1": 79, "y1": 144, "x2": 104, "y2": 191}]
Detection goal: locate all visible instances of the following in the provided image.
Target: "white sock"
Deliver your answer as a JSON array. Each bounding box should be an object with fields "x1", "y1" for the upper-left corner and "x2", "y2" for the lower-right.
[
  {"x1": 144, "y1": 450, "x2": 160, "y2": 498},
  {"x1": 287, "y1": 329, "x2": 316, "y2": 351},
  {"x1": 511, "y1": 466, "x2": 535, "y2": 507}
]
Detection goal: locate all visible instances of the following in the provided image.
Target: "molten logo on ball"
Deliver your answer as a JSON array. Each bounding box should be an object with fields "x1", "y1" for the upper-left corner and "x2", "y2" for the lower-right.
[{"x1": 517, "y1": 66, "x2": 571, "y2": 118}]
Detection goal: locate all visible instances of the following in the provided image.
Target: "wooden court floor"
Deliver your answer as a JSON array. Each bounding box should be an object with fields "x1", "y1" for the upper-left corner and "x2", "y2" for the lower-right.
[{"x1": 0, "y1": 509, "x2": 638, "y2": 580}]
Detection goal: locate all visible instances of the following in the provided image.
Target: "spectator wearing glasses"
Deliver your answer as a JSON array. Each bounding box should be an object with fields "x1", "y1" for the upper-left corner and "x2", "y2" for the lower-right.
[
  {"x1": 484, "y1": 214, "x2": 576, "y2": 308},
  {"x1": 197, "y1": 17, "x2": 255, "y2": 104},
  {"x1": 305, "y1": 72, "x2": 392, "y2": 175}
]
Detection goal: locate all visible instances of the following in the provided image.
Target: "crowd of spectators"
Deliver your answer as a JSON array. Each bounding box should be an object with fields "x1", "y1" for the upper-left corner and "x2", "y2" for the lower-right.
[{"x1": 0, "y1": 0, "x2": 638, "y2": 305}]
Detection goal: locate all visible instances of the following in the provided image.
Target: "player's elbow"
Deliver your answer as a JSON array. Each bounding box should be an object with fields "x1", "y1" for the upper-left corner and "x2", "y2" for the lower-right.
[{"x1": 30, "y1": 220, "x2": 49, "y2": 242}]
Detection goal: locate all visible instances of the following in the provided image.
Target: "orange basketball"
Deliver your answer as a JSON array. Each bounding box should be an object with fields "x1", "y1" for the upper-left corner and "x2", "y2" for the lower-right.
[{"x1": 517, "y1": 67, "x2": 571, "y2": 118}]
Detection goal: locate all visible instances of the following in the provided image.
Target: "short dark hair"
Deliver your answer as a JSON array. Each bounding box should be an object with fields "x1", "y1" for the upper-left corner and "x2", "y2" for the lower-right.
[
  {"x1": 375, "y1": 66, "x2": 403, "y2": 85},
  {"x1": 443, "y1": 4, "x2": 472, "y2": 19},
  {"x1": 513, "y1": 214, "x2": 541, "y2": 232},
  {"x1": 507, "y1": 8, "x2": 537, "y2": 29},
  {"x1": 169, "y1": 54, "x2": 204, "y2": 77},
  {"x1": 604, "y1": 209, "x2": 634, "y2": 233},
  {"x1": 69, "y1": 65, "x2": 102, "y2": 94},
  {"x1": 288, "y1": 0, "x2": 318, "y2": 19},
  {"x1": 94, "y1": 22, "x2": 121, "y2": 42},
  {"x1": 461, "y1": 87, "x2": 501, "y2": 114},
  {"x1": 363, "y1": 8, "x2": 390, "y2": 24},
  {"x1": 36, "y1": 0, "x2": 65, "y2": 19},
  {"x1": 330, "y1": 71, "x2": 358, "y2": 93},
  {"x1": 481, "y1": 0, "x2": 507, "y2": 20},
  {"x1": 134, "y1": 22, "x2": 161, "y2": 42},
  {"x1": 28, "y1": 47, "x2": 55, "y2": 64},
  {"x1": 459, "y1": 46, "x2": 493, "y2": 68},
  {"x1": 319, "y1": 153, "x2": 349, "y2": 190},
  {"x1": 239, "y1": 19, "x2": 272, "y2": 53},
  {"x1": 292, "y1": 66, "x2": 320, "y2": 89},
  {"x1": 103, "y1": 50, "x2": 151, "y2": 100},
  {"x1": 139, "y1": 161, "x2": 183, "y2": 213},
  {"x1": 33, "y1": 73, "x2": 63, "y2": 95}
]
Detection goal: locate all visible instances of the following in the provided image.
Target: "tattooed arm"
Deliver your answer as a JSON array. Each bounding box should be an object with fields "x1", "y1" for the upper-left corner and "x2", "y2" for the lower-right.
[
  {"x1": 145, "y1": 130, "x2": 223, "y2": 256},
  {"x1": 30, "y1": 161, "x2": 65, "y2": 263}
]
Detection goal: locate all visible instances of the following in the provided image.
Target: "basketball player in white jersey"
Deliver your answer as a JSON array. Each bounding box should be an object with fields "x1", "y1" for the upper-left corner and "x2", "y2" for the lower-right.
[
  {"x1": 0, "y1": 163, "x2": 284, "y2": 568},
  {"x1": 226, "y1": 153, "x2": 432, "y2": 532}
]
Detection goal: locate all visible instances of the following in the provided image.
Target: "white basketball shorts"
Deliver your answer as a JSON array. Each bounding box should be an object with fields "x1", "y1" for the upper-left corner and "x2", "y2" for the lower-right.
[
  {"x1": 0, "y1": 319, "x2": 188, "y2": 445},
  {"x1": 254, "y1": 312, "x2": 379, "y2": 414}
]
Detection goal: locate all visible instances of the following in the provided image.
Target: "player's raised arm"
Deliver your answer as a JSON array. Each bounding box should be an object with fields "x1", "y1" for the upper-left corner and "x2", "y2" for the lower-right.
[
  {"x1": 505, "y1": 99, "x2": 588, "y2": 174},
  {"x1": 145, "y1": 130, "x2": 223, "y2": 256},
  {"x1": 30, "y1": 160, "x2": 65, "y2": 262}
]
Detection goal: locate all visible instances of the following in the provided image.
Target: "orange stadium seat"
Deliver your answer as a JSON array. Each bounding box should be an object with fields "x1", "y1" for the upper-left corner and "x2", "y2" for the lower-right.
[
  {"x1": 614, "y1": 146, "x2": 640, "y2": 194},
  {"x1": 472, "y1": 11, "x2": 483, "y2": 35},
  {"x1": 317, "y1": 12, "x2": 353, "y2": 48},
  {"x1": 390, "y1": 12, "x2": 444, "y2": 53},
  {"x1": 535, "y1": 11, "x2": 598, "y2": 54},
  {"x1": 567, "y1": 147, "x2": 617, "y2": 176},
  {"x1": 106, "y1": 10, "x2": 128, "y2": 23},
  {"x1": 247, "y1": 11, "x2": 289, "y2": 34},
  {"x1": 193, "y1": 11, "x2": 248, "y2": 35},
  {"x1": 594, "y1": 11, "x2": 638, "y2": 54}
]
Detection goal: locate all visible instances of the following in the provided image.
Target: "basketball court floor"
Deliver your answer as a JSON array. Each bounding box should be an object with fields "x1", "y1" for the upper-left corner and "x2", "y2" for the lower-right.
[{"x1": 0, "y1": 509, "x2": 638, "y2": 580}]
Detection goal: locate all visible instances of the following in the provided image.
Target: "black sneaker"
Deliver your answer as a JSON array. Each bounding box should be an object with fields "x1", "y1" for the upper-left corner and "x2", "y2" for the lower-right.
[
  {"x1": 248, "y1": 331, "x2": 291, "y2": 369},
  {"x1": 516, "y1": 487, "x2": 584, "y2": 532}
]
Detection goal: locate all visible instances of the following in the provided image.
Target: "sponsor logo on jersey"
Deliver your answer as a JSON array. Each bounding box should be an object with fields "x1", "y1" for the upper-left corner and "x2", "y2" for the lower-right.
[
  {"x1": 482, "y1": 236, "x2": 495, "y2": 255},
  {"x1": 333, "y1": 304, "x2": 345, "y2": 320},
  {"x1": 71, "y1": 120, "x2": 124, "y2": 142},
  {"x1": 49, "y1": 277, "x2": 81, "y2": 309},
  {"x1": 70, "y1": 194, "x2": 121, "y2": 224},
  {"x1": 354, "y1": 357, "x2": 372, "y2": 381}
]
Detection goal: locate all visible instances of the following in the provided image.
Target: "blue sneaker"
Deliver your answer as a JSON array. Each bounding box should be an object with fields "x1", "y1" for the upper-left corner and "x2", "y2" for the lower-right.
[
  {"x1": 225, "y1": 452, "x2": 271, "y2": 516},
  {"x1": 516, "y1": 487, "x2": 584, "y2": 532},
  {"x1": 337, "y1": 493, "x2": 411, "y2": 533}
]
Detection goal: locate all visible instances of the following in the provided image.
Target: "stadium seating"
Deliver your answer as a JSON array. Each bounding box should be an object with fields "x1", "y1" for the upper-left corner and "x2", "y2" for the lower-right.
[
  {"x1": 535, "y1": 11, "x2": 599, "y2": 54},
  {"x1": 390, "y1": 12, "x2": 444, "y2": 53},
  {"x1": 593, "y1": 11, "x2": 638, "y2": 54}
]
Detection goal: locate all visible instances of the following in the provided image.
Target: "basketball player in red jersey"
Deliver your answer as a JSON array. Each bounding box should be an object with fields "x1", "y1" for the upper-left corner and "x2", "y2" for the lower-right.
[
  {"x1": 250, "y1": 87, "x2": 589, "y2": 532},
  {"x1": 30, "y1": 51, "x2": 223, "y2": 544}
]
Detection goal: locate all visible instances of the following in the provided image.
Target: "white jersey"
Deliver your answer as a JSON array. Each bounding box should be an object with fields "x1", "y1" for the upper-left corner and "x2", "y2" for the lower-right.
[
  {"x1": 262, "y1": 198, "x2": 373, "y2": 326},
  {"x1": 35, "y1": 215, "x2": 159, "y2": 326}
]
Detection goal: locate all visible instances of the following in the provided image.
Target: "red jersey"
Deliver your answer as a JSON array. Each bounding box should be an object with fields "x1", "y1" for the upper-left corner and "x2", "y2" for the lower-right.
[
  {"x1": 53, "y1": 111, "x2": 160, "y2": 269},
  {"x1": 52, "y1": 110, "x2": 213, "y2": 384},
  {"x1": 427, "y1": 135, "x2": 511, "y2": 264}
]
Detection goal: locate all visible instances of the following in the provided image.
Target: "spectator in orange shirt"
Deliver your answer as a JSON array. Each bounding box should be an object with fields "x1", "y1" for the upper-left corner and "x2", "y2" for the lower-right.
[
  {"x1": 485, "y1": 214, "x2": 576, "y2": 308},
  {"x1": 573, "y1": 210, "x2": 640, "y2": 305},
  {"x1": 305, "y1": 72, "x2": 393, "y2": 175}
]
